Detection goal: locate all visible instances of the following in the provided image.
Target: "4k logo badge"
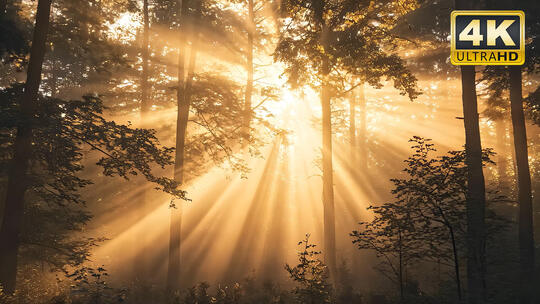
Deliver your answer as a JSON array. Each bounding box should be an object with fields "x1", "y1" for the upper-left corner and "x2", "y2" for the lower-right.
[{"x1": 451, "y1": 11, "x2": 525, "y2": 65}]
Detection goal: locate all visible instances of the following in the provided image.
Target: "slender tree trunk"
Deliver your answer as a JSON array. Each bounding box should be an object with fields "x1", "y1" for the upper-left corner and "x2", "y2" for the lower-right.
[
  {"x1": 358, "y1": 85, "x2": 367, "y2": 172},
  {"x1": 0, "y1": 0, "x2": 52, "y2": 294},
  {"x1": 495, "y1": 119, "x2": 508, "y2": 188},
  {"x1": 449, "y1": 226, "x2": 462, "y2": 301},
  {"x1": 314, "y1": 0, "x2": 337, "y2": 281},
  {"x1": 460, "y1": 65, "x2": 487, "y2": 304},
  {"x1": 141, "y1": 0, "x2": 150, "y2": 116},
  {"x1": 509, "y1": 65, "x2": 534, "y2": 304},
  {"x1": 349, "y1": 91, "x2": 357, "y2": 167},
  {"x1": 398, "y1": 228, "x2": 404, "y2": 302},
  {"x1": 167, "y1": 0, "x2": 186, "y2": 291},
  {"x1": 321, "y1": 77, "x2": 337, "y2": 281},
  {"x1": 243, "y1": 0, "x2": 254, "y2": 136},
  {"x1": 454, "y1": 1, "x2": 487, "y2": 302},
  {"x1": 167, "y1": 0, "x2": 199, "y2": 290}
]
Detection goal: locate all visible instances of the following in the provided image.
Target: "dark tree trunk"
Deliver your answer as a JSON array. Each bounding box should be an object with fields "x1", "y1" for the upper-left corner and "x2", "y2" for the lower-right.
[
  {"x1": 449, "y1": 225, "x2": 462, "y2": 301},
  {"x1": 509, "y1": 65, "x2": 534, "y2": 304},
  {"x1": 243, "y1": 0, "x2": 254, "y2": 135},
  {"x1": 314, "y1": 0, "x2": 337, "y2": 281},
  {"x1": 455, "y1": 1, "x2": 487, "y2": 302},
  {"x1": 398, "y1": 229, "x2": 404, "y2": 301},
  {"x1": 167, "y1": 0, "x2": 199, "y2": 290},
  {"x1": 0, "y1": 0, "x2": 52, "y2": 294},
  {"x1": 167, "y1": 0, "x2": 187, "y2": 291},
  {"x1": 460, "y1": 65, "x2": 486, "y2": 304}
]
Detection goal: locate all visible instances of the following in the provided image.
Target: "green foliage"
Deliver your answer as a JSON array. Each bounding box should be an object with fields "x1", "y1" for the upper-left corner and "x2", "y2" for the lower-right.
[
  {"x1": 65, "y1": 265, "x2": 127, "y2": 304},
  {"x1": 183, "y1": 282, "x2": 212, "y2": 304},
  {"x1": 36, "y1": 0, "x2": 138, "y2": 98},
  {"x1": 350, "y1": 199, "x2": 421, "y2": 288},
  {"x1": 180, "y1": 281, "x2": 291, "y2": 304},
  {"x1": 391, "y1": 0, "x2": 458, "y2": 79},
  {"x1": 105, "y1": 0, "x2": 269, "y2": 178},
  {"x1": 285, "y1": 234, "x2": 332, "y2": 304},
  {"x1": 351, "y1": 137, "x2": 507, "y2": 299},
  {"x1": 122, "y1": 279, "x2": 292, "y2": 304},
  {"x1": 213, "y1": 283, "x2": 242, "y2": 304},
  {"x1": 479, "y1": 0, "x2": 540, "y2": 125},
  {"x1": 0, "y1": 84, "x2": 186, "y2": 197},
  {"x1": 183, "y1": 74, "x2": 258, "y2": 178},
  {"x1": 275, "y1": 0, "x2": 420, "y2": 100},
  {"x1": 0, "y1": 84, "x2": 186, "y2": 270}
]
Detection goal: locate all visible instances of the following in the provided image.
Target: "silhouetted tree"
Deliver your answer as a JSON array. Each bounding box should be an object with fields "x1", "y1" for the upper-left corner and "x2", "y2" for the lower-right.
[
  {"x1": 0, "y1": 85, "x2": 186, "y2": 294},
  {"x1": 275, "y1": 0, "x2": 420, "y2": 280},
  {"x1": 351, "y1": 200, "x2": 421, "y2": 301},
  {"x1": 479, "y1": 1, "x2": 540, "y2": 302},
  {"x1": 285, "y1": 234, "x2": 333, "y2": 304},
  {"x1": 452, "y1": 1, "x2": 488, "y2": 303},
  {"x1": 0, "y1": 0, "x2": 54, "y2": 293}
]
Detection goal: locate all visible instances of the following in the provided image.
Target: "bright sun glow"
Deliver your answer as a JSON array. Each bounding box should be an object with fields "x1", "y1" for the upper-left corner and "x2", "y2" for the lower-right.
[{"x1": 107, "y1": 12, "x2": 141, "y2": 43}]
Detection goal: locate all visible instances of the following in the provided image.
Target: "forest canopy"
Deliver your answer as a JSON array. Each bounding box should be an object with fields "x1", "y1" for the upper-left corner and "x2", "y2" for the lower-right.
[{"x1": 0, "y1": 0, "x2": 539, "y2": 304}]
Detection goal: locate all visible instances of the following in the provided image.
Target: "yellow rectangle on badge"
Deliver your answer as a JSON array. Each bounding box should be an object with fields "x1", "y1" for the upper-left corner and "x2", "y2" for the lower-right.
[{"x1": 450, "y1": 10, "x2": 525, "y2": 66}]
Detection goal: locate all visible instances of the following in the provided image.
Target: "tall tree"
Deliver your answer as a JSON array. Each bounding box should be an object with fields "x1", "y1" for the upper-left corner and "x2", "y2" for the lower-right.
[
  {"x1": 453, "y1": 1, "x2": 488, "y2": 302},
  {"x1": 150, "y1": 0, "x2": 260, "y2": 287},
  {"x1": 352, "y1": 203, "x2": 419, "y2": 301},
  {"x1": 168, "y1": 0, "x2": 188, "y2": 290},
  {"x1": 275, "y1": 0, "x2": 419, "y2": 279},
  {"x1": 235, "y1": 0, "x2": 276, "y2": 145},
  {"x1": 460, "y1": 65, "x2": 487, "y2": 304},
  {"x1": 168, "y1": 0, "x2": 201, "y2": 290},
  {"x1": 0, "y1": 0, "x2": 53, "y2": 293},
  {"x1": 509, "y1": 65, "x2": 534, "y2": 304},
  {"x1": 479, "y1": 1, "x2": 539, "y2": 302},
  {"x1": 352, "y1": 137, "x2": 506, "y2": 302},
  {"x1": 510, "y1": 2, "x2": 539, "y2": 303},
  {"x1": 0, "y1": 86, "x2": 186, "y2": 295}
]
